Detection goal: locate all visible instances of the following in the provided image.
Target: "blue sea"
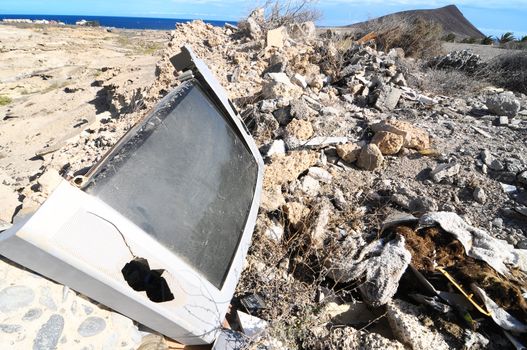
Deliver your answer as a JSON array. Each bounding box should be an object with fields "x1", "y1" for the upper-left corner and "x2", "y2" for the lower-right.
[{"x1": 0, "y1": 14, "x2": 236, "y2": 30}]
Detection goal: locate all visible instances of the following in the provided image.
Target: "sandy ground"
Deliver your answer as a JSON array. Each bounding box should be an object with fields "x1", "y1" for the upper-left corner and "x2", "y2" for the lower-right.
[{"x1": 0, "y1": 24, "x2": 168, "y2": 190}]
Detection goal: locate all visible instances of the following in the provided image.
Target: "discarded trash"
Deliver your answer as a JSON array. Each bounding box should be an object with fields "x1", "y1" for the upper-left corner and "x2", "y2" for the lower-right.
[
  {"x1": 0, "y1": 45, "x2": 264, "y2": 345},
  {"x1": 472, "y1": 284, "x2": 527, "y2": 333},
  {"x1": 419, "y1": 211, "x2": 527, "y2": 276}
]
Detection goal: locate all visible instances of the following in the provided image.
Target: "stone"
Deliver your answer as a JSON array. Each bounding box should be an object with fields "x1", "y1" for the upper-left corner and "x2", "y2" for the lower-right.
[
  {"x1": 409, "y1": 197, "x2": 439, "y2": 213},
  {"x1": 498, "y1": 116, "x2": 509, "y2": 125},
  {"x1": 309, "y1": 199, "x2": 332, "y2": 248},
  {"x1": 240, "y1": 17, "x2": 262, "y2": 39},
  {"x1": 262, "y1": 74, "x2": 303, "y2": 100},
  {"x1": 0, "y1": 285, "x2": 35, "y2": 313},
  {"x1": 371, "y1": 120, "x2": 430, "y2": 151},
  {"x1": 301, "y1": 175, "x2": 321, "y2": 196},
  {"x1": 33, "y1": 314, "x2": 64, "y2": 350},
  {"x1": 287, "y1": 21, "x2": 316, "y2": 41},
  {"x1": 283, "y1": 202, "x2": 309, "y2": 227},
  {"x1": 386, "y1": 300, "x2": 450, "y2": 350},
  {"x1": 290, "y1": 99, "x2": 315, "y2": 119},
  {"x1": 263, "y1": 151, "x2": 318, "y2": 189},
  {"x1": 260, "y1": 99, "x2": 278, "y2": 113},
  {"x1": 39, "y1": 287, "x2": 57, "y2": 311},
  {"x1": 371, "y1": 131, "x2": 404, "y2": 155},
  {"x1": 260, "y1": 186, "x2": 286, "y2": 212},
  {"x1": 336, "y1": 143, "x2": 361, "y2": 163},
  {"x1": 272, "y1": 107, "x2": 291, "y2": 126},
  {"x1": 486, "y1": 92, "x2": 521, "y2": 117},
  {"x1": 357, "y1": 144, "x2": 384, "y2": 171},
  {"x1": 266, "y1": 139, "x2": 286, "y2": 157},
  {"x1": 285, "y1": 119, "x2": 313, "y2": 141},
  {"x1": 473, "y1": 187, "x2": 487, "y2": 204},
  {"x1": 373, "y1": 85, "x2": 402, "y2": 111},
  {"x1": 430, "y1": 163, "x2": 460, "y2": 183},
  {"x1": 266, "y1": 27, "x2": 287, "y2": 48},
  {"x1": 0, "y1": 324, "x2": 22, "y2": 333},
  {"x1": 308, "y1": 167, "x2": 332, "y2": 183},
  {"x1": 23, "y1": 308, "x2": 43, "y2": 321},
  {"x1": 291, "y1": 73, "x2": 307, "y2": 89},
  {"x1": 0, "y1": 183, "x2": 20, "y2": 223},
  {"x1": 77, "y1": 316, "x2": 106, "y2": 337}
]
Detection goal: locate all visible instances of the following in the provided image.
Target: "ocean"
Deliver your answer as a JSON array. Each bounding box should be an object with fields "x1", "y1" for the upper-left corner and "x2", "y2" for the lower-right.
[{"x1": 0, "y1": 14, "x2": 236, "y2": 30}]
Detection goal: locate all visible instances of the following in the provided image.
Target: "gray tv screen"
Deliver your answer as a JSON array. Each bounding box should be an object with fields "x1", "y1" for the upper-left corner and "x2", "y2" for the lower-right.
[{"x1": 85, "y1": 80, "x2": 259, "y2": 289}]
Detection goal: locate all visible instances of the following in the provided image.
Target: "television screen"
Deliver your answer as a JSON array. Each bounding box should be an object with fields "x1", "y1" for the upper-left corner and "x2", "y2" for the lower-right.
[{"x1": 84, "y1": 80, "x2": 259, "y2": 289}]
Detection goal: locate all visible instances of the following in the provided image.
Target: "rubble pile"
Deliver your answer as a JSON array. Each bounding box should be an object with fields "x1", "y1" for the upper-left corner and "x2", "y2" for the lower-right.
[
  {"x1": 1, "y1": 11, "x2": 527, "y2": 349},
  {"x1": 429, "y1": 49, "x2": 483, "y2": 73}
]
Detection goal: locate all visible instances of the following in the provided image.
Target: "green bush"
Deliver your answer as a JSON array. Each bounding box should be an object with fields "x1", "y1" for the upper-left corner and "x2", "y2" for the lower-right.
[{"x1": 461, "y1": 37, "x2": 477, "y2": 44}]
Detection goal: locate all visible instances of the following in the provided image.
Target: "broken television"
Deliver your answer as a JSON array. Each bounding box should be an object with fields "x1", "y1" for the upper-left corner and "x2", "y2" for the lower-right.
[{"x1": 0, "y1": 46, "x2": 264, "y2": 345}]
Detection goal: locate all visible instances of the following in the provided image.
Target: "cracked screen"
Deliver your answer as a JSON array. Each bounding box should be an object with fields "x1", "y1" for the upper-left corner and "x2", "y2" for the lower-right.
[{"x1": 85, "y1": 81, "x2": 258, "y2": 289}]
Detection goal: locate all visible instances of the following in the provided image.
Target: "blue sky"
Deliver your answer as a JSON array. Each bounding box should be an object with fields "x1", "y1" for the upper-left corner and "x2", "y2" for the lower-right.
[{"x1": 1, "y1": 0, "x2": 526, "y2": 37}]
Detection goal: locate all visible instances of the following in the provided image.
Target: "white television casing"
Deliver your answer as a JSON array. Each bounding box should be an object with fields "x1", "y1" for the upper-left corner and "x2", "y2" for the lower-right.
[{"x1": 0, "y1": 46, "x2": 264, "y2": 345}]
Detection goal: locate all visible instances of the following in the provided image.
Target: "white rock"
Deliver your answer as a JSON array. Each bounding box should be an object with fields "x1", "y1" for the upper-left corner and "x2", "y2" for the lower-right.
[
  {"x1": 301, "y1": 175, "x2": 320, "y2": 196},
  {"x1": 308, "y1": 167, "x2": 332, "y2": 183},
  {"x1": 430, "y1": 163, "x2": 460, "y2": 183},
  {"x1": 291, "y1": 73, "x2": 307, "y2": 89},
  {"x1": 266, "y1": 140, "x2": 286, "y2": 157}
]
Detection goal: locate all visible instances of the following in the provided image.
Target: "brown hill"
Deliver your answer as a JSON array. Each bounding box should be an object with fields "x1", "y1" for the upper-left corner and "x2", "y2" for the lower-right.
[{"x1": 348, "y1": 5, "x2": 484, "y2": 39}]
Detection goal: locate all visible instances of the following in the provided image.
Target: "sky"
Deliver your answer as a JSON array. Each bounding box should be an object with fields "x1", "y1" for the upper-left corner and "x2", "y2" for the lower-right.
[{"x1": 0, "y1": 0, "x2": 526, "y2": 38}]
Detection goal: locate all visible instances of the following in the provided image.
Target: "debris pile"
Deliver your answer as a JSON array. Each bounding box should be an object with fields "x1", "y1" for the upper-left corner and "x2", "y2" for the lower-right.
[
  {"x1": 1, "y1": 13, "x2": 527, "y2": 349},
  {"x1": 429, "y1": 49, "x2": 482, "y2": 73}
]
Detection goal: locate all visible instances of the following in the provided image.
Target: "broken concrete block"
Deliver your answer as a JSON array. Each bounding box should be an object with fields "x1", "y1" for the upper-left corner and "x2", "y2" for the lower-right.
[
  {"x1": 371, "y1": 131, "x2": 404, "y2": 155},
  {"x1": 291, "y1": 73, "x2": 308, "y2": 89},
  {"x1": 285, "y1": 119, "x2": 313, "y2": 141},
  {"x1": 374, "y1": 86, "x2": 402, "y2": 111},
  {"x1": 265, "y1": 139, "x2": 286, "y2": 157},
  {"x1": 386, "y1": 299, "x2": 450, "y2": 350},
  {"x1": 266, "y1": 27, "x2": 287, "y2": 48},
  {"x1": 430, "y1": 163, "x2": 460, "y2": 183},
  {"x1": 357, "y1": 144, "x2": 384, "y2": 171},
  {"x1": 301, "y1": 175, "x2": 320, "y2": 196},
  {"x1": 372, "y1": 120, "x2": 430, "y2": 151},
  {"x1": 0, "y1": 184, "x2": 20, "y2": 223},
  {"x1": 308, "y1": 167, "x2": 332, "y2": 183},
  {"x1": 336, "y1": 143, "x2": 361, "y2": 163},
  {"x1": 262, "y1": 74, "x2": 303, "y2": 100},
  {"x1": 263, "y1": 151, "x2": 318, "y2": 189}
]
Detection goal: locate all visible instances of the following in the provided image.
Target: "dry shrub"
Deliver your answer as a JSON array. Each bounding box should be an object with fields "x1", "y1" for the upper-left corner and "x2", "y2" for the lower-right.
[
  {"x1": 261, "y1": 0, "x2": 322, "y2": 29},
  {"x1": 477, "y1": 51, "x2": 527, "y2": 94},
  {"x1": 418, "y1": 68, "x2": 485, "y2": 97},
  {"x1": 360, "y1": 17, "x2": 443, "y2": 58}
]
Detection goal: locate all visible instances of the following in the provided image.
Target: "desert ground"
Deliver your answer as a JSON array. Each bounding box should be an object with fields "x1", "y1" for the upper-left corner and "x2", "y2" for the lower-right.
[{"x1": 1, "y1": 16, "x2": 527, "y2": 350}]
